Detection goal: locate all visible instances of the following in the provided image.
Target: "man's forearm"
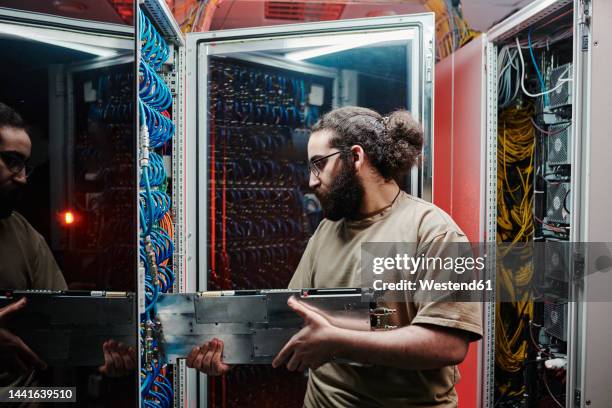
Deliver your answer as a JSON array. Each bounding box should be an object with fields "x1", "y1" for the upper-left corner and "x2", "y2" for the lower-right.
[{"x1": 329, "y1": 324, "x2": 469, "y2": 370}]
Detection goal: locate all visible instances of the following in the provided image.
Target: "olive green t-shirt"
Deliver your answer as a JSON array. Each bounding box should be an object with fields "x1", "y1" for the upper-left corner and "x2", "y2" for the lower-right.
[
  {"x1": 0, "y1": 212, "x2": 66, "y2": 291},
  {"x1": 0, "y1": 212, "x2": 67, "y2": 391},
  {"x1": 289, "y1": 192, "x2": 482, "y2": 408}
]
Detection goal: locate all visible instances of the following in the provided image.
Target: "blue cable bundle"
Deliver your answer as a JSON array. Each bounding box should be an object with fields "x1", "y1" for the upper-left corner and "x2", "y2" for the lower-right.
[
  {"x1": 147, "y1": 228, "x2": 174, "y2": 265},
  {"x1": 140, "y1": 101, "x2": 175, "y2": 148},
  {"x1": 140, "y1": 152, "x2": 167, "y2": 188},
  {"x1": 139, "y1": 11, "x2": 170, "y2": 70},
  {"x1": 138, "y1": 7, "x2": 175, "y2": 407},
  {"x1": 139, "y1": 59, "x2": 172, "y2": 111},
  {"x1": 139, "y1": 190, "x2": 172, "y2": 226}
]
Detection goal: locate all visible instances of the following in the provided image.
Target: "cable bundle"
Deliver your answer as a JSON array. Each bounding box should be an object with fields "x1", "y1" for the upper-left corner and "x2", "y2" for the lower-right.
[
  {"x1": 140, "y1": 190, "x2": 172, "y2": 226},
  {"x1": 498, "y1": 22, "x2": 573, "y2": 109},
  {"x1": 139, "y1": 11, "x2": 170, "y2": 70},
  {"x1": 425, "y1": 0, "x2": 478, "y2": 61},
  {"x1": 140, "y1": 152, "x2": 167, "y2": 188},
  {"x1": 495, "y1": 104, "x2": 536, "y2": 400},
  {"x1": 138, "y1": 7, "x2": 175, "y2": 408},
  {"x1": 140, "y1": 60, "x2": 172, "y2": 111},
  {"x1": 497, "y1": 105, "x2": 535, "y2": 243},
  {"x1": 140, "y1": 102, "x2": 175, "y2": 148}
]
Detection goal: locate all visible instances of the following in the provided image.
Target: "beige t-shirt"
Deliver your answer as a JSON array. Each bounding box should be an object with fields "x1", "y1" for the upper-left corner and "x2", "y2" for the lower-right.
[
  {"x1": 0, "y1": 212, "x2": 67, "y2": 291},
  {"x1": 0, "y1": 212, "x2": 67, "y2": 394},
  {"x1": 289, "y1": 191, "x2": 482, "y2": 408}
]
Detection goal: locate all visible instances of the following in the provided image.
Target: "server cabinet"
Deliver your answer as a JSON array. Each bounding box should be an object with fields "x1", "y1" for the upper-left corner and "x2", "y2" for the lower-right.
[
  {"x1": 478, "y1": 0, "x2": 612, "y2": 406},
  {"x1": 0, "y1": 5, "x2": 137, "y2": 406},
  {"x1": 0, "y1": 7, "x2": 135, "y2": 289},
  {"x1": 184, "y1": 14, "x2": 434, "y2": 407},
  {"x1": 136, "y1": 1, "x2": 186, "y2": 407}
]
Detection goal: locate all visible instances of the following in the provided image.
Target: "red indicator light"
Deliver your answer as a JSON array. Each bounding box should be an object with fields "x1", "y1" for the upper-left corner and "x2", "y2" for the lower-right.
[{"x1": 59, "y1": 210, "x2": 77, "y2": 227}]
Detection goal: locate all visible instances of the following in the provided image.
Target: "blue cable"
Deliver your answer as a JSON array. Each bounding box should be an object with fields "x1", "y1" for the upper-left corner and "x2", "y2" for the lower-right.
[
  {"x1": 528, "y1": 28, "x2": 549, "y2": 106},
  {"x1": 139, "y1": 8, "x2": 176, "y2": 407},
  {"x1": 140, "y1": 170, "x2": 155, "y2": 237},
  {"x1": 140, "y1": 152, "x2": 166, "y2": 188},
  {"x1": 139, "y1": 59, "x2": 172, "y2": 111}
]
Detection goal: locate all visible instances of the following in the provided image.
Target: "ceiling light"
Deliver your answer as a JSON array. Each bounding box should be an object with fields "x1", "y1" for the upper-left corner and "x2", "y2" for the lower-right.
[
  {"x1": 53, "y1": 0, "x2": 87, "y2": 14},
  {"x1": 285, "y1": 30, "x2": 414, "y2": 61}
]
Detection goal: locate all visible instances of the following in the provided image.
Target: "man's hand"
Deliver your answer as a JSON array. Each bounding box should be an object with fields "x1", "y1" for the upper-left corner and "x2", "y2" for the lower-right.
[
  {"x1": 98, "y1": 339, "x2": 136, "y2": 377},
  {"x1": 0, "y1": 298, "x2": 47, "y2": 373},
  {"x1": 186, "y1": 338, "x2": 231, "y2": 375},
  {"x1": 272, "y1": 296, "x2": 340, "y2": 372}
]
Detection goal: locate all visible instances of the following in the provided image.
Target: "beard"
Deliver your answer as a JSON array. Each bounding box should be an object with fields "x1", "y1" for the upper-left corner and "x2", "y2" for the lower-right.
[
  {"x1": 314, "y1": 158, "x2": 364, "y2": 221},
  {"x1": 0, "y1": 185, "x2": 23, "y2": 220}
]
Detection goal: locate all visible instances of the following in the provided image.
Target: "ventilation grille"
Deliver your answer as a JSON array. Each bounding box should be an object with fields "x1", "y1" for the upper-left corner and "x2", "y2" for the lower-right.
[
  {"x1": 544, "y1": 301, "x2": 567, "y2": 341},
  {"x1": 545, "y1": 182, "x2": 571, "y2": 225},
  {"x1": 548, "y1": 63, "x2": 572, "y2": 109},
  {"x1": 547, "y1": 124, "x2": 571, "y2": 166},
  {"x1": 544, "y1": 241, "x2": 570, "y2": 282},
  {"x1": 265, "y1": 2, "x2": 345, "y2": 21}
]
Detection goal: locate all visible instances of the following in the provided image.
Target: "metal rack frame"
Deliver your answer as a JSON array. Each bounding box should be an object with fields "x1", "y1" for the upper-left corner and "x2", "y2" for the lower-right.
[
  {"x1": 137, "y1": 0, "x2": 186, "y2": 406},
  {"x1": 186, "y1": 13, "x2": 434, "y2": 407},
  {"x1": 481, "y1": 0, "x2": 596, "y2": 406}
]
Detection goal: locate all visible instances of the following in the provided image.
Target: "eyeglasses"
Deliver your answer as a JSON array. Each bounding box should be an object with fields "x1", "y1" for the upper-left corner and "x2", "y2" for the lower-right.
[
  {"x1": 0, "y1": 151, "x2": 34, "y2": 177},
  {"x1": 308, "y1": 151, "x2": 343, "y2": 177}
]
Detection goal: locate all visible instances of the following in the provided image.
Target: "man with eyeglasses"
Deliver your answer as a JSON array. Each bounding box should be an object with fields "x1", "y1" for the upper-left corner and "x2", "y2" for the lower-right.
[
  {"x1": 190, "y1": 106, "x2": 482, "y2": 407},
  {"x1": 0, "y1": 102, "x2": 134, "y2": 394}
]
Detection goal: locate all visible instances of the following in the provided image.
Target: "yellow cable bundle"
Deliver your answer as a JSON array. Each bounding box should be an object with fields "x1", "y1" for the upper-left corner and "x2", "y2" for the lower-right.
[
  {"x1": 424, "y1": 0, "x2": 479, "y2": 60},
  {"x1": 497, "y1": 105, "x2": 535, "y2": 243},
  {"x1": 495, "y1": 104, "x2": 536, "y2": 398}
]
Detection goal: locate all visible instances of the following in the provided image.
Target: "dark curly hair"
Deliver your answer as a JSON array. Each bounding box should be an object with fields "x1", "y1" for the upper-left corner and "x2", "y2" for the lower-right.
[
  {"x1": 311, "y1": 106, "x2": 423, "y2": 180},
  {"x1": 0, "y1": 102, "x2": 25, "y2": 131}
]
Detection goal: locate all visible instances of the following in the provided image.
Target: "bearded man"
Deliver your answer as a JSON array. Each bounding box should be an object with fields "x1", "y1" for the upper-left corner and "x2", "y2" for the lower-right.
[{"x1": 188, "y1": 106, "x2": 482, "y2": 408}]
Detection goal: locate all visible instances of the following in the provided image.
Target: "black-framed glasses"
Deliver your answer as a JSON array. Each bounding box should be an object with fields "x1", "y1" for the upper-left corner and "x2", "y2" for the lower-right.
[
  {"x1": 308, "y1": 151, "x2": 343, "y2": 177},
  {"x1": 0, "y1": 151, "x2": 34, "y2": 177}
]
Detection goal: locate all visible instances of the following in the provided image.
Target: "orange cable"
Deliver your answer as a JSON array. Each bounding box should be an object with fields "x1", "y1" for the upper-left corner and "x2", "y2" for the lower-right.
[
  {"x1": 221, "y1": 134, "x2": 230, "y2": 289},
  {"x1": 159, "y1": 212, "x2": 174, "y2": 267},
  {"x1": 210, "y1": 104, "x2": 217, "y2": 284}
]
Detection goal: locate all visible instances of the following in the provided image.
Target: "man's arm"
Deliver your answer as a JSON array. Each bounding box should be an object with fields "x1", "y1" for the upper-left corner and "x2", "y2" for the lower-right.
[
  {"x1": 272, "y1": 297, "x2": 470, "y2": 372},
  {"x1": 32, "y1": 230, "x2": 67, "y2": 290},
  {"x1": 330, "y1": 324, "x2": 469, "y2": 369}
]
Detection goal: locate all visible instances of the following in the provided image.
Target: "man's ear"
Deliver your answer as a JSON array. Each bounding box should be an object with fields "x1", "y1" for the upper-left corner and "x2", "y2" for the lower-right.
[{"x1": 351, "y1": 145, "x2": 365, "y2": 172}]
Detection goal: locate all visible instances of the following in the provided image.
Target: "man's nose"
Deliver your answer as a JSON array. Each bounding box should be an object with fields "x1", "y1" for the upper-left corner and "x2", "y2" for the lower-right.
[
  {"x1": 308, "y1": 172, "x2": 320, "y2": 189},
  {"x1": 13, "y1": 168, "x2": 27, "y2": 185}
]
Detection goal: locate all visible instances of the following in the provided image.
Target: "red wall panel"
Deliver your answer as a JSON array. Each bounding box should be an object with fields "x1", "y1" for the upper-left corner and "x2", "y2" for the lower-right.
[{"x1": 433, "y1": 35, "x2": 485, "y2": 408}]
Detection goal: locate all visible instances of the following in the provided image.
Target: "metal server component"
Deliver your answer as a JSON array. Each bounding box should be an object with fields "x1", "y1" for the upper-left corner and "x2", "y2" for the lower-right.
[
  {"x1": 547, "y1": 63, "x2": 573, "y2": 109},
  {"x1": 544, "y1": 181, "x2": 571, "y2": 225},
  {"x1": 0, "y1": 291, "x2": 136, "y2": 366},
  {"x1": 547, "y1": 124, "x2": 572, "y2": 166},
  {"x1": 544, "y1": 301, "x2": 568, "y2": 341},
  {"x1": 156, "y1": 289, "x2": 375, "y2": 364}
]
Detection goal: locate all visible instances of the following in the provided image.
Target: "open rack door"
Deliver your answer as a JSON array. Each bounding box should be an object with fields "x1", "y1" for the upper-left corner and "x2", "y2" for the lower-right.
[
  {"x1": 185, "y1": 13, "x2": 434, "y2": 408},
  {"x1": 0, "y1": 6, "x2": 137, "y2": 407},
  {"x1": 434, "y1": 35, "x2": 487, "y2": 408},
  {"x1": 0, "y1": 7, "x2": 136, "y2": 290}
]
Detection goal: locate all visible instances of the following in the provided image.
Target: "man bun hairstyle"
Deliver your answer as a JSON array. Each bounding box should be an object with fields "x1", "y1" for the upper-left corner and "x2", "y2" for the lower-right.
[{"x1": 311, "y1": 106, "x2": 423, "y2": 180}]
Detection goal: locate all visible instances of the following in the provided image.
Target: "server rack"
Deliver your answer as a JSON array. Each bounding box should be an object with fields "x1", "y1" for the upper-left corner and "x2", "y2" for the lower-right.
[
  {"x1": 185, "y1": 14, "x2": 435, "y2": 407},
  {"x1": 137, "y1": 1, "x2": 185, "y2": 407},
  {"x1": 480, "y1": 0, "x2": 612, "y2": 406},
  {"x1": 0, "y1": 5, "x2": 138, "y2": 405}
]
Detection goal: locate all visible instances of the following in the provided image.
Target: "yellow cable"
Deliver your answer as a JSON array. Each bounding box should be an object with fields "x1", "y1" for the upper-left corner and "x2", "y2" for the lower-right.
[{"x1": 495, "y1": 104, "x2": 536, "y2": 395}]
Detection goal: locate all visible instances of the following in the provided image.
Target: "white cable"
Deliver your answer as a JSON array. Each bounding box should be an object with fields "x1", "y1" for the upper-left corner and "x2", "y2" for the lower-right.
[
  {"x1": 543, "y1": 370, "x2": 565, "y2": 408},
  {"x1": 515, "y1": 37, "x2": 572, "y2": 98},
  {"x1": 498, "y1": 46, "x2": 521, "y2": 107}
]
